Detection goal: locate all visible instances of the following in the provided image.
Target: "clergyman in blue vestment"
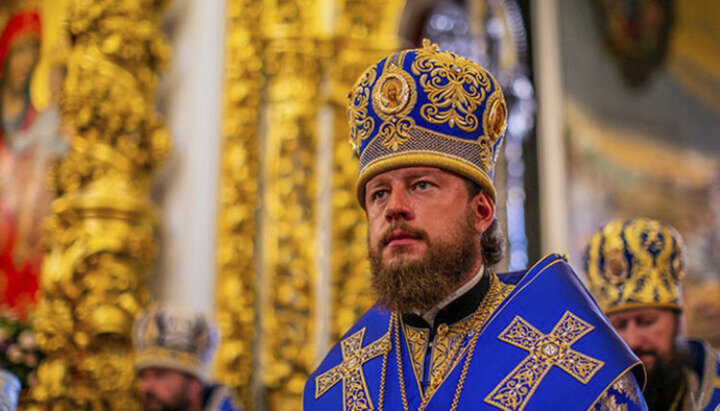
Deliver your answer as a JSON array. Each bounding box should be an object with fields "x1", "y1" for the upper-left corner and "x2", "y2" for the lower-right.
[
  {"x1": 586, "y1": 218, "x2": 720, "y2": 410},
  {"x1": 304, "y1": 40, "x2": 647, "y2": 411}
]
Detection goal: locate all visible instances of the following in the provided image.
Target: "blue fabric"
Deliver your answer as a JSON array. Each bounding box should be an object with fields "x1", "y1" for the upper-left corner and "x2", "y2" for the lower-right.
[
  {"x1": 304, "y1": 254, "x2": 645, "y2": 410},
  {"x1": 202, "y1": 384, "x2": 242, "y2": 411},
  {"x1": 686, "y1": 339, "x2": 720, "y2": 410},
  {"x1": 591, "y1": 372, "x2": 645, "y2": 410}
]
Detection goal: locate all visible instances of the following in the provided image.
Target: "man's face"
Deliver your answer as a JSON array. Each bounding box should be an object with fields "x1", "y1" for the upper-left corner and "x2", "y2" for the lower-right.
[
  {"x1": 138, "y1": 367, "x2": 197, "y2": 411},
  {"x1": 365, "y1": 166, "x2": 492, "y2": 313},
  {"x1": 607, "y1": 307, "x2": 677, "y2": 371}
]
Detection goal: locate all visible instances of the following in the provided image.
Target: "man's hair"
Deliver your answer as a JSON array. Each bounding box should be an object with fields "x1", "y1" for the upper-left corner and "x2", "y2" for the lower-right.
[{"x1": 465, "y1": 179, "x2": 505, "y2": 268}]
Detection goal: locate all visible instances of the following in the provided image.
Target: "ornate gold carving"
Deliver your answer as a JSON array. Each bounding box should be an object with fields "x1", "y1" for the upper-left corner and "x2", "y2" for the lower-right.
[
  {"x1": 261, "y1": 1, "x2": 320, "y2": 407},
  {"x1": 485, "y1": 311, "x2": 605, "y2": 411},
  {"x1": 28, "y1": 0, "x2": 171, "y2": 409},
  {"x1": 411, "y1": 40, "x2": 493, "y2": 133},
  {"x1": 213, "y1": 0, "x2": 263, "y2": 408},
  {"x1": 330, "y1": 0, "x2": 405, "y2": 343},
  {"x1": 315, "y1": 328, "x2": 391, "y2": 411}
]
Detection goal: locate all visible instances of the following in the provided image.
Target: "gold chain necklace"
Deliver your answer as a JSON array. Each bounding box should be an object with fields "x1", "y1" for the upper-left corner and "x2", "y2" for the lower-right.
[{"x1": 377, "y1": 274, "x2": 505, "y2": 411}]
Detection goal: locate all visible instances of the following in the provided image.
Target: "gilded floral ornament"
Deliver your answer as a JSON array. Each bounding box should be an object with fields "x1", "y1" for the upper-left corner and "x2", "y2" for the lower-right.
[
  {"x1": 348, "y1": 65, "x2": 377, "y2": 155},
  {"x1": 412, "y1": 40, "x2": 492, "y2": 133}
]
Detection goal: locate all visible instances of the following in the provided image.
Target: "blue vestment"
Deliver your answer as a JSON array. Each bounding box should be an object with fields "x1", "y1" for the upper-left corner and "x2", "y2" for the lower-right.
[
  {"x1": 305, "y1": 254, "x2": 647, "y2": 410},
  {"x1": 683, "y1": 339, "x2": 720, "y2": 410}
]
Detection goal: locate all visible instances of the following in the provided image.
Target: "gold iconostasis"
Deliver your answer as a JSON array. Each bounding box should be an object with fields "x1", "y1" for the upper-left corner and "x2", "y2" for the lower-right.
[{"x1": 1, "y1": 0, "x2": 719, "y2": 410}]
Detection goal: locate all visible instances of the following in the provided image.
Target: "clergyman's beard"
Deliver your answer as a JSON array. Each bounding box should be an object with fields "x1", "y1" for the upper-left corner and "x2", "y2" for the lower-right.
[
  {"x1": 142, "y1": 378, "x2": 193, "y2": 411},
  {"x1": 641, "y1": 347, "x2": 688, "y2": 411},
  {"x1": 369, "y1": 210, "x2": 479, "y2": 314},
  {"x1": 143, "y1": 393, "x2": 192, "y2": 411}
]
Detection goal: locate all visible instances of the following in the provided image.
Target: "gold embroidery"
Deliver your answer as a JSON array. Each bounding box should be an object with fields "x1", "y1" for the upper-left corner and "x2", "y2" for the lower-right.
[
  {"x1": 371, "y1": 63, "x2": 417, "y2": 152},
  {"x1": 372, "y1": 64, "x2": 416, "y2": 117},
  {"x1": 315, "y1": 327, "x2": 391, "y2": 411},
  {"x1": 427, "y1": 311, "x2": 477, "y2": 394},
  {"x1": 378, "y1": 117, "x2": 415, "y2": 151},
  {"x1": 623, "y1": 219, "x2": 683, "y2": 302},
  {"x1": 396, "y1": 275, "x2": 516, "y2": 411},
  {"x1": 348, "y1": 66, "x2": 377, "y2": 155},
  {"x1": 586, "y1": 218, "x2": 685, "y2": 314},
  {"x1": 611, "y1": 373, "x2": 642, "y2": 406},
  {"x1": 411, "y1": 40, "x2": 493, "y2": 133},
  {"x1": 483, "y1": 90, "x2": 507, "y2": 144},
  {"x1": 403, "y1": 325, "x2": 428, "y2": 388},
  {"x1": 595, "y1": 392, "x2": 629, "y2": 411},
  {"x1": 485, "y1": 311, "x2": 605, "y2": 411}
]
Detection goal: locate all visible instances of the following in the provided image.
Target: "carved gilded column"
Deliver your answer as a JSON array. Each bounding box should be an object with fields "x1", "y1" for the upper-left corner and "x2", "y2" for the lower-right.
[
  {"x1": 29, "y1": 0, "x2": 170, "y2": 409},
  {"x1": 261, "y1": 0, "x2": 321, "y2": 408},
  {"x1": 214, "y1": 1, "x2": 263, "y2": 409},
  {"x1": 330, "y1": 0, "x2": 405, "y2": 341}
]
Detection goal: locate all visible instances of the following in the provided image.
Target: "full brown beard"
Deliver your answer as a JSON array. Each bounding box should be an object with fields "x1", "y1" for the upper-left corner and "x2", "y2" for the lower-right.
[{"x1": 368, "y1": 207, "x2": 480, "y2": 314}]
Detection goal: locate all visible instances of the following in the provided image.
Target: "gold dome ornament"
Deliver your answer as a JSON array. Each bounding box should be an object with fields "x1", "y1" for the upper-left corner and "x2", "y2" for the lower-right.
[{"x1": 584, "y1": 218, "x2": 686, "y2": 314}]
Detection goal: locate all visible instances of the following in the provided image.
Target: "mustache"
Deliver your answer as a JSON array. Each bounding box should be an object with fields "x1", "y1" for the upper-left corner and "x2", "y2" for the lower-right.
[
  {"x1": 379, "y1": 222, "x2": 428, "y2": 247},
  {"x1": 633, "y1": 349, "x2": 659, "y2": 358}
]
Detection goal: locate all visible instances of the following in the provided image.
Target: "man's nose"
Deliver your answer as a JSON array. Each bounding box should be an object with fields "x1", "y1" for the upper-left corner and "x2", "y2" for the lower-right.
[
  {"x1": 139, "y1": 378, "x2": 155, "y2": 395},
  {"x1": 620, "y1": 322, "x2": 643, "y2": 351},
  {"x1": 384, "y1": 188, "x2": 414, "y2": 222}
]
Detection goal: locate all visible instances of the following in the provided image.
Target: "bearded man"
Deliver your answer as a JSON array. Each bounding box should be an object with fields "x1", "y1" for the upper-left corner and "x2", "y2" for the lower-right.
[
  {"x1": 304, "y1": 40, "x2": 647, "y2": 410},
  {"x1": 586, "y1": 218, "x2": 720, "y2": 410}
]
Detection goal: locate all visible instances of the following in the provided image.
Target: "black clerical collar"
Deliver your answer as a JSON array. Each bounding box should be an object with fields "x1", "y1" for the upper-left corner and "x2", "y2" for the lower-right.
[{"x1": 402, "y1": 271, "x2": 491, "y2": 331}]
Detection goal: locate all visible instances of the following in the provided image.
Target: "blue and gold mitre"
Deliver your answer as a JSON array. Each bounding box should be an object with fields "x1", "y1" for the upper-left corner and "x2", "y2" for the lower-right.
[
  {"x1": 585, "y1": 218, "x2": 685, "y2": 314},
  {"x1": 133, "y1": 305, "x2": 218, "y2": 381},
  {"x1": 349, "y1": 39, "x2": 507, "y2": 204}
]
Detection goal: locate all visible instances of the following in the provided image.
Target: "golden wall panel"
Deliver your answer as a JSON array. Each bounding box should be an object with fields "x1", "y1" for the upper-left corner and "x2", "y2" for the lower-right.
[
  {"x1": 29, "y1": 0, "x2": 171, "y2": 409},
  {"x1": 214, "y1": 1, "x2": 407, "y2": 408},
  {"x1": 214, "y1": 1, "x2": 264, "y2": 409},
  {"x1": 261, "y1": 0, "x2": 321, "y2": 408}
]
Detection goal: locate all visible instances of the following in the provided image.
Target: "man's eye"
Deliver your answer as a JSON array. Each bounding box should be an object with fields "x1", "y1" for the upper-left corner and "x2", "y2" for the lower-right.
[
  {"x1": 370, "y1": 190, "x2": 387, "y2": 201},
  {"x1": 610, "y1": 320, "x2": 627, "y2": 331},
  {"x1": 414, "y1": 181, "x2": 431, "y2": 190}
]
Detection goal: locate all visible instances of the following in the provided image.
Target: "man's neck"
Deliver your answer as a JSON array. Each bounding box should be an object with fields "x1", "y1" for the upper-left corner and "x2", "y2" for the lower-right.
[{"x1": 418, "y1": 266, "x2": 485, "y2": 326}]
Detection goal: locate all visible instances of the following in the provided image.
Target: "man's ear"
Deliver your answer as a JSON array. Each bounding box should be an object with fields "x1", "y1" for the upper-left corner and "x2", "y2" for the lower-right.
[{"x1": 470, "y1": 190, "x2": 495, "y2": 233}]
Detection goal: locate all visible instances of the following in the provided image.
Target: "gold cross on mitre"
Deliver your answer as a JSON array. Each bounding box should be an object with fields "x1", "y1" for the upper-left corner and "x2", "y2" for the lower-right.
[
  {"x1": 485, "y1": 311, "x2": 605, "y2": 411},
  {"x1": 315, "y1": 327, "x2": 391, "y2": 411}
]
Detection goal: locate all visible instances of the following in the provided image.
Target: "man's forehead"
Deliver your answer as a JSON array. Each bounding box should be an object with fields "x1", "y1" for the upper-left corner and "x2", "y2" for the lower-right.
[
  {"x1": 609, "y1": 307, "x2": 674, "y2": 321},
  {"x1": 365, "y1": 166, "x2": 455, "y2": 186},
  {"x1": 138, "y1": 366, "x2": 185, "y2": 377}
]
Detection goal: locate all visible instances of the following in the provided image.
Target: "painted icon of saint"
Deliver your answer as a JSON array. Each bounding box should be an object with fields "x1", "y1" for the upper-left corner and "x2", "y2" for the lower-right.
[{"x1": 0, "y1": 9, "x2": 67, "y2": 318}]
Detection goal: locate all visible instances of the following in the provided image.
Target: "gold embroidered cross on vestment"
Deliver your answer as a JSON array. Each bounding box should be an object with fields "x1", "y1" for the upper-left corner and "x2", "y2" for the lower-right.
[
  {"x1": 315, "y1": 327, "x2": 391, "y2": 411},
  {"x1": 485, "y1": 311, "x2": 605, "y2": 411}
]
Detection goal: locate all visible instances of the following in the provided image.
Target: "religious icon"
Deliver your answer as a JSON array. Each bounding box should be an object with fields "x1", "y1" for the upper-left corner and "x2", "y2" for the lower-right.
[
  {"x1": 593, "y1": 0, "x2": 674, "y2": 87},
  {"x1": 0, "y1": 6, "x2": 68, "y2": 318}
]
